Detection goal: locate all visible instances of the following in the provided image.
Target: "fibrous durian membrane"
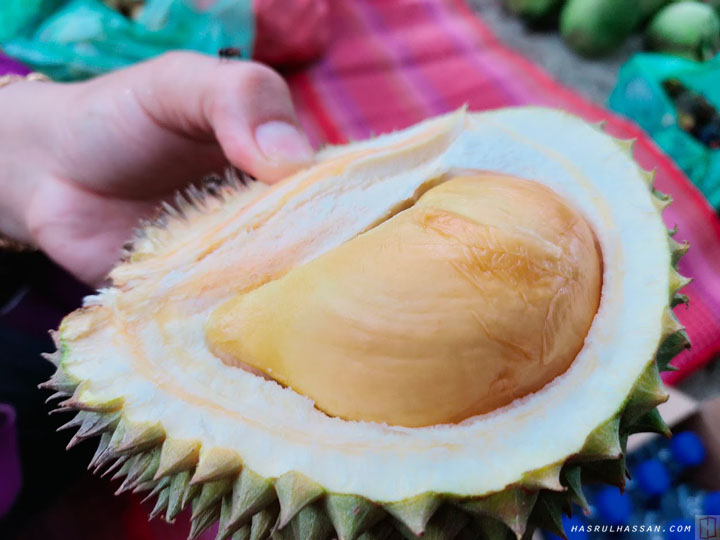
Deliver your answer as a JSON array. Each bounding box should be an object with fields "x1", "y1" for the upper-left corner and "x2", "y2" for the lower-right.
[{"x1": 207, "y1": 173, "x2": 602, "y2": 427}]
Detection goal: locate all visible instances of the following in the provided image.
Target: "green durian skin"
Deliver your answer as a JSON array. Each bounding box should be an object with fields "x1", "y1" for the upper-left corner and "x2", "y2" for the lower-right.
[
  {"x1": 645, "y1": 1, "x2": 720, "y2": 61},
  {"x1": 505, "y1": 0, "x2": 566, "y2": 26},
  {"x1": 561, "y1": 0, "x2": 640, "y2": 57}
]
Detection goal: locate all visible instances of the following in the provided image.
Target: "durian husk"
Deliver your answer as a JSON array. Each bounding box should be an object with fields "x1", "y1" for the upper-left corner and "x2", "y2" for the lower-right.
[{"x1": 41, "y1": 127, "x2": 691, "y2": 540}]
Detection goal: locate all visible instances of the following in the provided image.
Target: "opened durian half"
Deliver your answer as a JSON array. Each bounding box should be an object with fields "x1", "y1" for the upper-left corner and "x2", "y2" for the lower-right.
[{"x1": 43, "y1": 107, "x2": 691, "y2": 540}]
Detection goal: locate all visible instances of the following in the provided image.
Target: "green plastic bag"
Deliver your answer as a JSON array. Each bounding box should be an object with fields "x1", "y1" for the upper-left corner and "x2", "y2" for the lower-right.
[
  {"x1": 1, "y1": 0, "x2": 254, "y2": 81},
  {"x1": 609, "y1": 53, "x2": 720, "y2": 209}
]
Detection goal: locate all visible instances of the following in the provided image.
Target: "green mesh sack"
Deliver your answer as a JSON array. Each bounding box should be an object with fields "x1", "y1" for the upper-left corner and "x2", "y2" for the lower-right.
[
  {"x1": 609, "y1": 52, "x2": 720, "y2": 210},
  {"x1": 1, "y1": 0, "x2": 254, "y2": 81}
]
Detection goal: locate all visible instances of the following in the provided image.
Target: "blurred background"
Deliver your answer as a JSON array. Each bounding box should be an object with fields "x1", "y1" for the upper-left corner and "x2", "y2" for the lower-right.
[{"x1": 1, "y1": 1, "x2": 719, "y2": 539}]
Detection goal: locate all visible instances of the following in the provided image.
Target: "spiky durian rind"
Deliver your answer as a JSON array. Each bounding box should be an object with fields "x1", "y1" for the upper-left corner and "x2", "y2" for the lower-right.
[{"x1": 41, "y1": 131, "x2": 690, "y2": 540}]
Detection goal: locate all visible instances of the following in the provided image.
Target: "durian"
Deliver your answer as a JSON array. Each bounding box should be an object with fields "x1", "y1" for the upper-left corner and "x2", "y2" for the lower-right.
[{"x1": 42, "y1": 107, "x2": 690, "y2": 540}]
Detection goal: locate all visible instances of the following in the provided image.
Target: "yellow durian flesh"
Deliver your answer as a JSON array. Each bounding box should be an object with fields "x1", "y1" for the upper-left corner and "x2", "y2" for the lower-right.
[{"x1": 207, "y1": 173, "x2": 602, "y2": 427}]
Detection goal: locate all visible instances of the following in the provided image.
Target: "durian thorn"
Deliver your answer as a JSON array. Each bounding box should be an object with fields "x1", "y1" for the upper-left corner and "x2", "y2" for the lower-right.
[
  {"x1": 661, "y1": 306, "x2": 685, "y2": 340},
  {"x1": 45, "y1": 391, "x2": 72, "y2": 403},
  {"x1": 41, "y1": 349, "x2": 62, "y2": 367},
  {"x1": 149, "y1": 488, "x2": 170, "y2": 520},
  {"x1": 528, "y1": 492, "x2": 566, "y2": 540},
  {"x1": 640, "y1": 168, "x2": 656, "y2": 189},
  {"x1": 184, "y1": 184, "x2": 205, "y2": 208},
  {"x1": 49, "y1": 405, "x2": 75, "y2": 416},
  {"x1": 66, "y1": 411, "x2": 122, "y2": 450},
  {"x1": 624, "y1": 361, "x2": 669, "y2": 425},
  {"x1": 77, "y1": 410, "x2": 120, "y2": 438},
  {"x1": 225, "y1": 166, "x2": 254, "y2": 189},
  {"x1": 459, "y1": 488, "x2": 538, "y2": 538},
  {"x1": 104, "y1": 416, "x2": 126, "y2": 448},
  {"x1": 93, "y1": 453, "x2": 123, "y2": 476},
  {"x1": 581, "y1": 457, "x2": 627, "y2": 490},
  {"x1": 671, "y1": 293, "x2": 690, "y2": 309},
  {"x1": 191, "y1": 447, "x2": 243, "y2": 484},
  {"x1": 383, "y1": 492, "x2": 442, "y2": 537},
  {"x1": 669, "y1": 267, "x2": 692, "y2": 297},
  {"x1": 669, "y1": 237, "x2": 690, "y2": 267},
  {"x1": 275, "y1": 471, "x2": 326, "y2": 529},
  {"x1": 102, "y1": 455, "x2": 131, "y2": 479},
  {"x1": 476, "y1": 516, "x2": 513, "y2": 540},
  {"x1": 614, "y1": 137, "x2": 636, "y2": 155},
  {"x1": 166, "y1": 470, "x2": 193, "y2": 522},
  {"x1": 38, "y1": 368, "x2": 78, "y2": 393},
  {"x1": 192, "y1": 478, "x2": 235, "y2": 521},
  {"x1": 66, "y1": 429, "x2": 96, "y2": 451},
  {"x1": 142, "y1": 475, "x2": 171, "y2": 504},
  {"x1": 155, "y1": 438, "x2": 201, "y2": 480},
  {"x1": 324, "y1": 494, "x2": 384, "y2": 540},
  {"x1": 160, "y1": 200, "x2": 185, "y2": 221},
  {"x1": 115, "y1": 421, "x2": 165, "y2": 455},
  {"x1": 132, "y1": 480, "x2": 157, "y2": 494},
  {"x1": 54, "y1": 386, "x2": 123, "y2": 413},
  {"x1": 520, "y1": 462, "x2": 565, "y2": 492},
  {"x1": 183, "y1": 482, "x2": 202, "y2": 511},
  {"x1": 189, "y1": 506, "x2": 221, "y2": 540},
  {"x1": 353, "y1": 521, "x2": 397, "y2": 540},
  {"x1": 248, "y1": 502, "x2": 280, "y2": 540},
  {"x1": 216, "y1": 495, "x2": 236, "y2": 540},
  {"x1": 111, "y1": 456, "x2": 134, "y2": 481},
  {"x1": 226, "y1": 468, "x2": 277, "y2": 532},
  {"x1": 652, "y1": 189, "x2": 673, "y2": 213},
  {"x1": 250, "y1": 501, "x2": 280, "y2": 540},
  {"x1": 561, "y1": 466, "x2": 589, "y2": 512},
  {"x1": 624, "y1": 408, "x2": 672, "y2": 439},
  {"x1": 57, "y1": 410, "x2": 90, "y2": 432},
  {"x1": 88, "y1": 432, "x2": 112, "y2": 471},
  {"x1": 286, "y1": 501, "x2": 333, "y2": 540},
  {"x1": 656, "y1": 325, "x2": 690, "y2": 372},
  {"x1": 173, "y1": 191, "x2": 192, "y2": 215},
  {"x1": 117, "y1": 447, "x2": 161, "y2": 493},
  {"x1": 576, "y1": 416, "x2": 622, "y2": 461},
  {"x1": 93, "y1": 452, "x2": 121, "y2": 475},
  {"x1": 418, "y1": 505, "x2": 470, "y2": 540}
]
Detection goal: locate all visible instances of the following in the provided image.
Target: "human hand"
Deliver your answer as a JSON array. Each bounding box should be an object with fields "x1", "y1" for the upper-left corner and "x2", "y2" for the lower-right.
[{"x1": 0, "y1": 52, "x2": 313, "y2": 285}]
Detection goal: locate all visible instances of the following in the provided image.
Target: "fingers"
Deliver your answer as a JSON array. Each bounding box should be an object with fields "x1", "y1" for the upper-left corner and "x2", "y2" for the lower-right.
[{"x1": 125, "y1": 51, "x2": 314, "y2": 183}]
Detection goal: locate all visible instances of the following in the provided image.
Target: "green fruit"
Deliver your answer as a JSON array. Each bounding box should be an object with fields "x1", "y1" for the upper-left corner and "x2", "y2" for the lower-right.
[
  {"x1": 637, "y1": 0, "x2": 675, "y2": 25},
  {"x1": 561, "y1": 0, "x2": 640, "y2": 57},
  {"x1": 698, "y1": 0, "x2": 720, "y2": 14},
  {"x1": 505, "y1": 0, "x2": 566, "y2": 26},
  {"x1": 646, "y1": 1, "x2": 720, "y2": 61}
]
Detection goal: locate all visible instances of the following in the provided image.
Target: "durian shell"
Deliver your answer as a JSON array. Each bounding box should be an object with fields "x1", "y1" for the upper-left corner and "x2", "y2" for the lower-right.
[{"x1": 41, "y1": 119, "x2": 690, "y2": 540}]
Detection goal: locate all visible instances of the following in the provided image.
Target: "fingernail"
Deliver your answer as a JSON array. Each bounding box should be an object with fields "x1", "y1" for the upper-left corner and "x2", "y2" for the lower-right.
[{"x1": 255, "y1": 121, "x2": 313, "y2": 164}]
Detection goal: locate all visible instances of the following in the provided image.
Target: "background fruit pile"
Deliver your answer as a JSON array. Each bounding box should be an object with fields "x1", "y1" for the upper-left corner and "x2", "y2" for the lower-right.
[{"x1": 504, "y1": 0, "x2": 720, "y2": 60}]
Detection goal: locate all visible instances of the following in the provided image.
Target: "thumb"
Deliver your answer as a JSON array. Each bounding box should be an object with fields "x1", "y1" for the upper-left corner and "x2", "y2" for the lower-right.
[{"x1": 128, "y1": 51, "x2": 314, "y2": 183}]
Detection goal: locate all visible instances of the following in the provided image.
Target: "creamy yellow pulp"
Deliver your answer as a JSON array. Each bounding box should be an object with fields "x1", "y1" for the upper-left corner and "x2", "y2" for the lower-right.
[{"x1": 206, "y1": 173, "x2": 602, "y2": 427}]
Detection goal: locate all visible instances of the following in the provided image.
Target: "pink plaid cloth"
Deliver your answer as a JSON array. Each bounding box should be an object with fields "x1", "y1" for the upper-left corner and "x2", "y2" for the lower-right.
[{"x1": 286, "y1": 0, "x2": 720, "y2": 385}]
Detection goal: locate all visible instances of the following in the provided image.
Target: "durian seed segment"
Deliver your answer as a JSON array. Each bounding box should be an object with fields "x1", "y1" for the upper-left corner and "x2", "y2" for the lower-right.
[{"x1": 206, "y1": 173, "x2": 602, "y2": 427}]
